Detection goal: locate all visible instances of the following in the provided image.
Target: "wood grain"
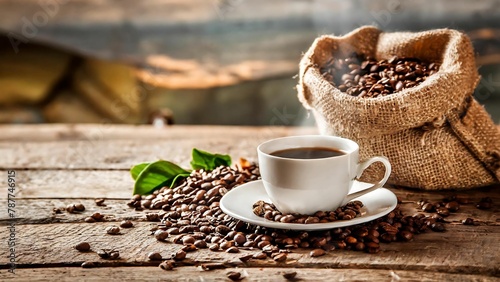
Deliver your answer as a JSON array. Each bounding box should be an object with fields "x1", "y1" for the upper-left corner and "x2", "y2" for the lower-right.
[
  {"x1": 1, "y1": 267, "x2": 497, "y2": 282},
  {"x1": 0, "y1": 125, "x2": 316, "y2": 169},
  {"x1": 0, "y1": 221, "x2": 498, "y2": 276},
  {"x1": 1, "y1": 189, "x2": 498, "y2": 225}
]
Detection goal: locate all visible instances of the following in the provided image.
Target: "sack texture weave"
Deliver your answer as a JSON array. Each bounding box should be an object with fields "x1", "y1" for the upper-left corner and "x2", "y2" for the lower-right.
[{"x1": 298, "y1": 26, "x2": 500, "y2": 190}]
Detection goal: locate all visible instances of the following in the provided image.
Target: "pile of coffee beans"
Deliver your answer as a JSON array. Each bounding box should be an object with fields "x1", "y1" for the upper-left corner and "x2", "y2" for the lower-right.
[
  {"x1": 252, "y1": 200, "x2": 364, "y2": 223},
  {"x1": 127, "y1": 161, "x2": 447, "y2": 263},
  {"x1": 320, "y1": 53, "x2": 440, "y2": 98}
]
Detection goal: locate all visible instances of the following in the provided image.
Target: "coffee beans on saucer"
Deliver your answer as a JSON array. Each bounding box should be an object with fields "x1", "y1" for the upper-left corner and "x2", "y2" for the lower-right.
[
  {"x1": 320, "y1": 53, "x2": 440, "y2": 98},
  {"x1": 252, "y1": 200, "x2": 364, "y2": 223}
]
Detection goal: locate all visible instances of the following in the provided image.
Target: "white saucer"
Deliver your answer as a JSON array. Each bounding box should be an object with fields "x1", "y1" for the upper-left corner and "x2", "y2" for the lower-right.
[{"x1": 220, "y1": 180, "x2": 397, "y2": 231}]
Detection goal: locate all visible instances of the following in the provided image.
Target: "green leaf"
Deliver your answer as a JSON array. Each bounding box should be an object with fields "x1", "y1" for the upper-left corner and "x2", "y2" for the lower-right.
[
  {"x1": 130, "y1": 162, "x2": 149, "y2": 180},
  {"x1": 190, "y1": 148, "x2": 231, "y2": 170},
  {"x1": 133, "y1": 160, "x2": 190, "y2": 195}
]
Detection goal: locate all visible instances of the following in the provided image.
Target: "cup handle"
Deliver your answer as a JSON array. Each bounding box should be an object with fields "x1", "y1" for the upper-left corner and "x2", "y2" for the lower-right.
[{"x1": 342, "y1": 156, "x2": 391, "y2": 205}]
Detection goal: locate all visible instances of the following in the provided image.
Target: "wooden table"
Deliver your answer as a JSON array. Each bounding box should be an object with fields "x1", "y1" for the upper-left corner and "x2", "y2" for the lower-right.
[{"x1": 0, "y1": 125, "x2": 498, "y2": 281}]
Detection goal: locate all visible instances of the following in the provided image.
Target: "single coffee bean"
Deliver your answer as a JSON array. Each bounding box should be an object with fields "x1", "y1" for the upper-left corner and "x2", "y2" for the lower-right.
[
  {"x1": 106, "y1": 226, "x2": 120, "y2": 235},
  {"x1": 226, "y1": 271, "x2": 241, "y2": 281},
  {"x1": 445, "y1": 201, "x2": 460, "y2": 212},
  {"x1": 431, "y1": 223, "x2": 446, "y2": 232},
  {"x1": 182, "y1": 235, "x2": 195, "y2": 245},
  {"x1": 148, "y1": 252, "x2": 162, "y2": 261},
  {"x1": 283, "y1": 271, "x2": 297, "y2": 280},
  {"x1": 273, "y1": 252, "x2": 287, "y2": 262},
  {"x1": 66, "y1": 204, "x2": 76, "y2": 213},
  {"x1": 74, "y1": 203, "x2": 85, "y2": 212},
  {"x1": 436, "y1": 207, "x2": 450, "y2": 217},
  {"x1": 252, "y1": 252, "x2": 267, "y2": 259},
  {"x1": 75, "y1": 242, "x2": 91, "y2": 252},
  {"x1": 81, "y1": 261, "x2": 95, "y2": 268},
  {"x1": 154, "y1": 230, "x2": 169, "y2": 241},
  {"x1": 309, "y1": 248, "x2": 326, "y2": 257},
  {"x1": 226, "y1": 246, "x2": 240, "y2": 253},
  {"x1": 209, "y1": 244, "x2": 220, "y2": 251},
  {"x1": 462, "y1": 218, "x2": 474, "y2": 225},
  {"x1": 95, "y1": 198, "x2": 106, "y2": 206},
  {"x1": 399, "y1": 231, "x2": 414, "y2": 241},
  {"x1": 181, "y1": 243, "x2": 197, "y2": 252},
  {"x1": 194, "y1": 240, "x2": 208, "y2": 249},
  {"x1": 120, "y1": 220, "x2": 134, "y2": 228},
  {"x1": 172, "y1": 250, "x2": 187, "y2": 261},
  {"x1": 108, "y1": 250, "x2": 120, "y2": 260},
  {"x1": 159, "y1": 261, "x2": 175, "y2": 271},
  {"x1": 91, "y1": 212, "x2": 104, "y2": 221}
]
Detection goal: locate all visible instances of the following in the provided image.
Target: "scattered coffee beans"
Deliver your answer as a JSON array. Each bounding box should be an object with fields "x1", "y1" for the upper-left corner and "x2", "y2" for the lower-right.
[
  {"x1": 75, "y1": 242, "x2": 91, "y2": 252},
  {"x1": 252, "y1": 200, "x2": 364, "y2": 223},
  {"x1": 126, "y1": 161, "x2": 457, "y2": 261},
  {"x1": 321, "y1": 53, "x2": 440, "y2": 98},
  {"x1": 283, "y1": 271, "x2": 297, "y2": 280}
]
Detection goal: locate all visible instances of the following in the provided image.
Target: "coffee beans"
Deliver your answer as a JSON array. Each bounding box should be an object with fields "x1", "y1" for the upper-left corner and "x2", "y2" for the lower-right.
[
  {"x1": 159, "y1": 261, "x2": 175, "y2": 271},
  {"x1": 226, "y1": 271, "x2": 242, "y2": 281},
  {"x1": 81, "y1": 261, "x2": 95, "y2": 268},
  {"x1": 309, "y1": 248, "x2": 326, "y2": 257},
  {"x1": 477, "y1": 197, "x2": 493, "y2": 210},
  {"x1": 321, "y1": 53, "x2": 440, "y2": 98},
  {"x1": 126, "y1": 161, "x2": 461, "y2": 262},
  {"x1": 95, "y1": 198, "x2": 106, "y2": 206},
  {"x1": 105, "y1": 226, "x2": 120, "y2": 235},
  {"x1": 75, "y1": 242, "x2": 91, "y2": 252},
  {"x1": 147, "y1": 252, "x2": 162, "y2": 261},
  {"x1": 120, "y1": 220, "x2": 134, "y2": 228},
  {"x1": 282, "y1": 271, "x2": 297, "y2": 280},
  {"x1": 97, "y1": 249, "x2": 120, "y2": 260},
  {"x1": 252, "y1": 200, "x2": 364, "y2": 224}
]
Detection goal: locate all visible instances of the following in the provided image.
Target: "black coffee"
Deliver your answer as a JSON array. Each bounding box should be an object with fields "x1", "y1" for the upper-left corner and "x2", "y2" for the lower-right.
[{"x1": 270, "y1": 147, "x2": 345, "y2": 159}]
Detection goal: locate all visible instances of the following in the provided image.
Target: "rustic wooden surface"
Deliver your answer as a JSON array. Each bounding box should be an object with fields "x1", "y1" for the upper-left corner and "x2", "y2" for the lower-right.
[{"x1": 0, "y1": 124, "x2": 499, "y2": 281}]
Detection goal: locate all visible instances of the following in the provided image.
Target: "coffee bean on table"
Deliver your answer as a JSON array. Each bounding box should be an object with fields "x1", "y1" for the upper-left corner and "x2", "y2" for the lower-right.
[
  {"x1": 159, "y1": 261, "x2": 175, "y2": 271},
  {"x1": 226, "y1": 271, "x2": 242, "y2": 281},
  {"x1": 120, "y1": 220, "x2": 134, "y2": 228},
  {"x1": 124, "y1": 161, "x2": 452, "y2": 261},
  {"x1": 75, "y1": 242, "x2": 91, "y2": 252},
  {"x1": 81, "y1": 261, "x2": 95, "y2": 268},
  {"x1": 95, "y1": 198, "x2": 106, "y2": 206},
  {"x1": 282, "y1": 271, "x2": 297, "y2": 280},
  {"x1": 105, "y1": 226, "x2": 120, "y2": 235},
  {"x1": 310, "y1": 248, "x2": 326, "y2": 257},
  {"x1": 148, "y1": 252, "x2": 162, "y2": 261}
]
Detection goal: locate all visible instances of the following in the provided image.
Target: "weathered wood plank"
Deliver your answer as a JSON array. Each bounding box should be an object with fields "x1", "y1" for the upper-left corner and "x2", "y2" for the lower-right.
[
  {"x1": 0, "y1": 221, "x2": 498, "y2": 275},
  {"x1": 0, "y1": 124, "x2": 314, "y2": 141},
  {"x1": 0, "y1": 266, "x2": 497, "y2": 281},
  {"x1": 0, "y1": 125, "x2": 316, "y2": 169},
  {"x1": 1, "y1": 190, "x2": 497, "y2": 225},
  {"x1": 0, "y1": 170, "x2": 133, "y2": 199}
]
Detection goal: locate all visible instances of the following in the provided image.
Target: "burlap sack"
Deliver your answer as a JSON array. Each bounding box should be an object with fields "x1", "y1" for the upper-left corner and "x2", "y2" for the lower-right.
[{"x1": 298, "y1": 26, "x2": 500, "y2": 190}]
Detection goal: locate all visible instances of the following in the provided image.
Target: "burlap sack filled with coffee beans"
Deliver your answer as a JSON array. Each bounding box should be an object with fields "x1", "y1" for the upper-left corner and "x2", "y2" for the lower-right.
[{"x1": 298, "y1": 26, "x2": 500, "y2": 190}]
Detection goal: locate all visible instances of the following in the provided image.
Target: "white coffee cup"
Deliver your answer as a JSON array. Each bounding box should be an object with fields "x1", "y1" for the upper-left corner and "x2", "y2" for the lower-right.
[{"x1": 257, "y1": 135, "x2": 391, "y2": 215}]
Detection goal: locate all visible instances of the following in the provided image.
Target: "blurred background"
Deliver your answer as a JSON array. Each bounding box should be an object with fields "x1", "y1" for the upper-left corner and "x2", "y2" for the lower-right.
[{"x1": 0, "y1": 0, "x2": 499, "y2": 126}]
